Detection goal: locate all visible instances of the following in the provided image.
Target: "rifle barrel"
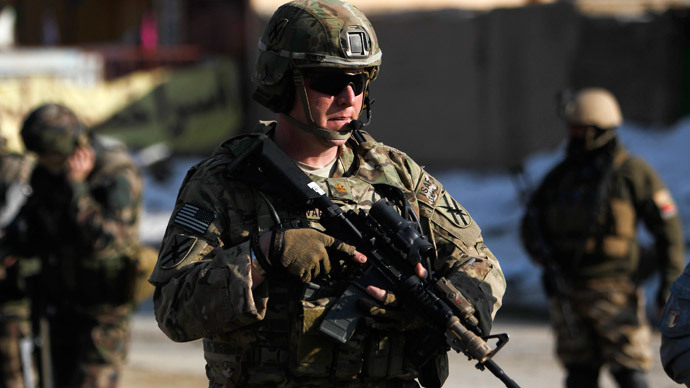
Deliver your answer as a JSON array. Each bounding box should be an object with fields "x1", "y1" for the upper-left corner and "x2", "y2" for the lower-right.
[{"x1": 484, "y1": 359, "x2": 521, "y2": 388}]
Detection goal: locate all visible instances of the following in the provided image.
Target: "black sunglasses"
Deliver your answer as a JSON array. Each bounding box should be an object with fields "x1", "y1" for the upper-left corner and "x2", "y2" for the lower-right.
[{"x1": 307, "y1": 72, "x2": 368, "y2": 96}]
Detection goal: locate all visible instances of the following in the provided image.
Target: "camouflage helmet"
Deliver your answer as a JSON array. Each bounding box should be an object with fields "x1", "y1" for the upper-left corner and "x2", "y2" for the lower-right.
[
  {"x1": 562, "y1": 87, "x2": 622, "y2": 129},
  {"x1": 20, "y1": 103, "x2": 89, "y2": 156},
  {"x1": 252, "y1": 0, "x2": 382, "y2": 114}
]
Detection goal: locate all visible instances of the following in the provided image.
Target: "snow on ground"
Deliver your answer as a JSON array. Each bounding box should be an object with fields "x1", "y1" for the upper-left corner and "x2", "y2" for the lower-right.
[{"x1": 139, "y1": 117, "x2": 690, "y2": 314}]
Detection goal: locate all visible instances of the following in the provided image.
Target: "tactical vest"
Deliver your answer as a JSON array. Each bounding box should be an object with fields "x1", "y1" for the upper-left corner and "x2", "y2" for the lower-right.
[
  {"x1": 540, "y1": 146, "x2": 637, "y2": 278},
  {"x1": 202, "y1": 131, "x2": 434, "y2": 387}
]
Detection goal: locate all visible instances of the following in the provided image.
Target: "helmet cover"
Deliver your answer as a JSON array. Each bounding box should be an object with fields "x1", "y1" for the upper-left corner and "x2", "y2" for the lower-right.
[
  {"x1": 20, "y1": 104, "x2": 88, "y2": 156},
  {"x1": 253, "y1": 0, "x2": 382, "y2": 113}
]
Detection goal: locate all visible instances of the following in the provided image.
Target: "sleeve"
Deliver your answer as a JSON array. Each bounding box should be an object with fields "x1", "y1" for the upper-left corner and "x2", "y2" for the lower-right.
[
  {"x1": 150, "y1": 165, "x2": 268, "y2": 342},
  {"x1": 518, "y1": 163, "x2": 563, "y2": 266},
  {"x1": 627, "y1": 157, "x2": 685, "y2": 306},
  {"x1": 659, "y1": 264, "x2": 690, "y2": 385},
  {"x1": 70, "y1": 161, "x2": 142, "y2": 260},
  {"x1": 519, "y1": 187, "x2": 546, "y2": 265},
  {"x1": 411, "y1": 162, "x2": 506, "y2": 335}
]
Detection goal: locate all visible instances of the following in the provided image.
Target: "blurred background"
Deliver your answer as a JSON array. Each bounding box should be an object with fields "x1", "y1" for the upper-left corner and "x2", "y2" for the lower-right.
[
  {"x1": 0, "y1": 1, "x2": 689, "y2": 385},
  {"x1": 0, "y1": 0, "x2": 687, "y2": 313}
]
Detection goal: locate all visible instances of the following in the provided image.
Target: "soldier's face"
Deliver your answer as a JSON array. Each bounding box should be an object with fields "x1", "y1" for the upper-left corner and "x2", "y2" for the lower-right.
[{"x1": 290, "y1": 70, "x2": 364, "y2": 143}]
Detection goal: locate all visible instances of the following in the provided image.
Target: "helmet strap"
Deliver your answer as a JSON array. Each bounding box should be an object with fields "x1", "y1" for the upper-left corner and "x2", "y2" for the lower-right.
[{"x1": 286, "y1": 70, "x2": 353, "y2": 141}]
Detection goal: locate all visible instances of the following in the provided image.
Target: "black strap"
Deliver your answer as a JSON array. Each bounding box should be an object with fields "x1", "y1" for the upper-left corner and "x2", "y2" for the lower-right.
[{"x1": 251, "y1": 233, "x2": 272, "y2": 274}]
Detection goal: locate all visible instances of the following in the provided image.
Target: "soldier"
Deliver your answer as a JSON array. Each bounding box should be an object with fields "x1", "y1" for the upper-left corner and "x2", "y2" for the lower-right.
[
  {"x1": 1, "y1": 103, "x2": 143, "y2": 388},
  {"x1": 659, "y1": 262, "x2": 690, "y2": 386},
  {"x1": 150, "y1": 0, "x2": 507, "y2": 387},
  {"x1": 520, "y1": 87, "x2": 685, "y2": 388},
  {"x1": 0, "y1": 132, "x2": 37, "y2": 388}
]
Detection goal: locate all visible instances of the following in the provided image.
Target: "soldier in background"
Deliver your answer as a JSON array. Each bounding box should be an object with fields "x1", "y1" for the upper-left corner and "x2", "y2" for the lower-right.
[
  {"x1": 520, "y1": 87, "x2": 685, "y2": 388},
  {"x1": 150, "y1": 0, "x2": 507, "y2": 387},
  {"x1": 0, "y1": 131, "x2": 37, "y2": 388},
  {"x1": 1, "y1": 104, "x2": 143, "y2": 388}
]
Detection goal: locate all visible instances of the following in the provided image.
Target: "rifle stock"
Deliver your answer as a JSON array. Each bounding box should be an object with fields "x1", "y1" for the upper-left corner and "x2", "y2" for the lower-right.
[{"x1": 232, "y1": 133, "x2": 519, "y2": 388}]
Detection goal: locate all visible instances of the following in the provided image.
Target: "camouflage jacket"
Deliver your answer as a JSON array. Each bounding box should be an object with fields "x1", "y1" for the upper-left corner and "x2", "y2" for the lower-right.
[
  {"x1": 151, "y1": 123, "x2": 506, "y2": 386},
  {"x1": 4, "y1": 136, "x2": 143, "y2": 312},
  {"x1": 521, "y1": 139, "x2": 684, "y2": 305}
]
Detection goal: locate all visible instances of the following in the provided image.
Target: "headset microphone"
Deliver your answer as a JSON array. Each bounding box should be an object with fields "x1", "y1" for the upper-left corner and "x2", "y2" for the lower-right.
[{"x1": 348, "y1": 120, "x2": 364, "y2": 130}]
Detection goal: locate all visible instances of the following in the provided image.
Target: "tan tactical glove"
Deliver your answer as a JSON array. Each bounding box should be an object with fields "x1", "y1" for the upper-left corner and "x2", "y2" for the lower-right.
[
  {"x1": 254, "y1": 228, "x2": 356, "y2": 282},
  {"x1": 359, "y1": 292, "x2": 425, "y2": 331}
]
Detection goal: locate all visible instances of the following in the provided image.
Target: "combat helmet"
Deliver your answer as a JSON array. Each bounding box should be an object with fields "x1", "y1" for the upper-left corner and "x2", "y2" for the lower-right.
[
  {"x1": 252, "y1": 0, "x2": 382, "y2": 140},
  {"x1": 20, "y1": 103, "x2": 89, "y2": 157},
  {"x1": 560, "y1": 87, "x2": 622, "y2": 151}
]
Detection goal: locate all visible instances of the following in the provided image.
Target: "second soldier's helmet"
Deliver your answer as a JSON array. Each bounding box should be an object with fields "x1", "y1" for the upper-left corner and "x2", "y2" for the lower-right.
[
  {"x1": 562, "y1": 87, "x2": 622, "y2": 129},
  {"x1": 252, "y1": 0, "x2": 382, "y2": 113},
  {"x1": 560, "y1": 87, "x2": 622, "y2": 152},
  {"x1": 20, "y1": 103, "x2": 89, "y2": 156}
]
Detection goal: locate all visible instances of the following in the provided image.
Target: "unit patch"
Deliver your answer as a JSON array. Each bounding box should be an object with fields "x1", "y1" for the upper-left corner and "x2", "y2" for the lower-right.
[
  {"x1": 159, "y1": 235, "x2": 198, "y2": 269},
  {"x1": 437, "y1": 191, "x2": 472, "y2": 228},
  {"x1": 653, "y1": 189, "x2": 678, "y2": 220},
  {"x1": 174, "y1": 203, "x2": 216, "y2": 234}
]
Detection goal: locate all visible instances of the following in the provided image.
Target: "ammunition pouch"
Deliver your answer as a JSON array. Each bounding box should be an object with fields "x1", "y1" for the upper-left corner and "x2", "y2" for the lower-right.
[
  {"x1": 203, "y1": 293, "x2": 416, "y2": 385},
  {"x1": 290, "y1": 295, "x2": 414, "y2": 381}
]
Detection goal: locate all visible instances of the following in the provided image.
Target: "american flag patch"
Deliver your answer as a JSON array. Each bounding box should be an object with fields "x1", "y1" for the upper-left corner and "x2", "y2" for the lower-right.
[{"x1": 173, "y1": 203, "x2": 216, "y2": 234}]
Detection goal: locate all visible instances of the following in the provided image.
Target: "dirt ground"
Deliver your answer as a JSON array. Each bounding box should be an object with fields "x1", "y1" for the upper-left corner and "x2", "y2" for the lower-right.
[{"x1": 121, "y1": 313, "x2": 681, "y2": 388}]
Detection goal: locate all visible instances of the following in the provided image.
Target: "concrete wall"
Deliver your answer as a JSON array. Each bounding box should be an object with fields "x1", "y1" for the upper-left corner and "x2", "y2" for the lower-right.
[{"x1": 246, "y1": 4, "x2": 689, "y2": 170}]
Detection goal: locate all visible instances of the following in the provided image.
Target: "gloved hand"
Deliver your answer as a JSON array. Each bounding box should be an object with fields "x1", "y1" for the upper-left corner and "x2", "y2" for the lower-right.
[
  {"x1": 258, "y1": 228, "x2": 357, "y2": 282},
  {"x1": 358, "y1": 292, "x2": 425, "y2": 331}
]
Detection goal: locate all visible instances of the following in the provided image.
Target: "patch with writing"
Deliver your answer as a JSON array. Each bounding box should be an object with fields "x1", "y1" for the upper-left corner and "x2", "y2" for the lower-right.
[
  {"x1": 174, "y1": 203, "x2": 216, "y2": 234},
  {"x1": 437, "y1": 191, "x2": 472, "y2": 228},
  {"x1": 418, "y1": 174, "x2": 440, "y2": 206},
  {"x1": 305, "y1": 208, "x2": 323, "y2": 221},
  {"x1": 654, "y1": 189, "x2": 678, "y2": 220},
  {"x1": 159, "y1": 235, "x2": 198, "y2": 269}
]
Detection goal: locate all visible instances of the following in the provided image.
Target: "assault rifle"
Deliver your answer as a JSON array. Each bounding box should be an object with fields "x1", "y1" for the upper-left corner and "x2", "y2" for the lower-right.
[{"x1": 228, "y1": 133, "x2": 520, "y2": 388}]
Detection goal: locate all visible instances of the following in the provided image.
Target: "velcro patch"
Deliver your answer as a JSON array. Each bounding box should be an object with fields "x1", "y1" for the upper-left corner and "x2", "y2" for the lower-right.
[
  {"x1": 437, "y1": 191, "x2": 472, "y2": 228},
  {"x1": 417, "y1": 174, "x2": 440, "y2": 206},
  {"x1": 653, "y1": 189, "x2": 678, "y2": 220},
  {"x1": 174, "y1": 203, "x2": 216, "y2": 234},
  {"x1": 159, "y1": 234, "x2": 198, "y2": 269}
]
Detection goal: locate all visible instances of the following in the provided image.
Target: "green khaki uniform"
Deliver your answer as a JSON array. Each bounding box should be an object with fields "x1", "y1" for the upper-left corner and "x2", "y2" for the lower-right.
[
  {"x1": 0, "y1": 152, "x2": 37, "y2": 388},
  {"x1": 3, "y1": 136, "x2": 142, "y2": 388},
  {"x1": 521, "y1": 139, "x2": 685, "y2": 373},
  {"x1": 151, "y1": 124, "x2": 506, "y2": 387}
]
